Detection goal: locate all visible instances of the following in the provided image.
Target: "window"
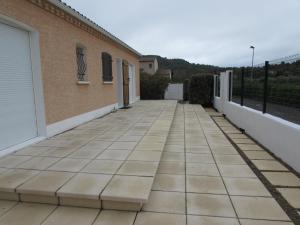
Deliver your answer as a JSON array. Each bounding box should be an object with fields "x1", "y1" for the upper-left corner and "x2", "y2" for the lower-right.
[
  {"x1": 76, "y1": 46, "x2": 87, "y2": 81},
  {"x1": 102, "y1": 52, "x2": 113, "y2": 82},
  {"x1": 149, "y1": 63, "x2": 152, "y2": 69}
]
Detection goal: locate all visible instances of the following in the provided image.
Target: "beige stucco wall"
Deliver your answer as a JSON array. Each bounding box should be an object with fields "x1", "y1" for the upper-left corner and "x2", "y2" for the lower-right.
[{"x1": 0, "y1": 0, "x2": 140, "y2": 125}]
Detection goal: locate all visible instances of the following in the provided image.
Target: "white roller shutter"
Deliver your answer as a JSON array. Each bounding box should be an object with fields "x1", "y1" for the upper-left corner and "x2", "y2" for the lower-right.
[{"x1": 0, "y1": 22, "x2": 38, "y2": 151}]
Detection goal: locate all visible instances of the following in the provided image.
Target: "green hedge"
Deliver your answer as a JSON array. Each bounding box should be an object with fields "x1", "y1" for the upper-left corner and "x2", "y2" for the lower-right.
[
  {"x1": 189, "y1": 75, "x2": 214, "y2": 106},
  {"x1": 183, "y1": 79, "x2": 190, "y2": 101},
  {"x1": 140, "y1": 73, "x2": 170, "y2": 100}
]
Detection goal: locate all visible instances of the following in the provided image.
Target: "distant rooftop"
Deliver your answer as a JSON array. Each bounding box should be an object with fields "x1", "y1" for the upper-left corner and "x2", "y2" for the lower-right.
[{"x1": 140, "y1": 56, "x2": 157, "y2": 62}]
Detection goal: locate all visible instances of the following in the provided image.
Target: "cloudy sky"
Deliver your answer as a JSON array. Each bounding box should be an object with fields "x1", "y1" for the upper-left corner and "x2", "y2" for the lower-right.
[{"x1": 64, "y1": 0, "x2": 300, "y2": 67}]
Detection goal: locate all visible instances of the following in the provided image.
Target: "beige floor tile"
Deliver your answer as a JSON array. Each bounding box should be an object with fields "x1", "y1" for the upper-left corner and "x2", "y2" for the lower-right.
[
  {"x1": 186, "y1": 163, "x2": 219, "y2": 176},
  {"x1": 0, "y1": 169, "x2": 40, "y2": 192},
  {"x1": 262, "y1": 172, "x2": 300, "y2": 186},
  {"x1": 231, "y1": 196, "x2": 290, "y2": 221},
  {"x1": 227, "y1": 133, "x2": 248, "y2": 139},
  {"x1": 186, "y1": 146, "x2": 211, "y2": 154},
  {"x1": 134, "y1": 212, "x2": 186, "y2": 225},
  {"x1": 186, "y1": 175, "x2": 226, "y2": 194},
  {"x1": 93, "y1": 210, "x2": 136, "y2": 225},
  {"x1": 39, "y1": 147, "x2": 77, "y2": 158},
  {"x1": 143, "y1": 136, "x2": 167, "y2": 143},
  {"x1": 117, "y1": 161, "x2": 158, "y2": 177},
  {"x1": 161, "y1": 152, "x2": 185, "y2": 162},
  {"x1": 152, "y1": 174, "x2": 185, "y2": 192},
  {"x1": 211, "y1": 146, "x2": 238, "y2": 155},
  {"x1": 222, "y1": 127, "x2": 241, "y2": 134},
  {"x1": 0, "y1": 155, "x2": 31, "y2": 168},
  {"x1": 237, "y1": 144, "x2": 263, "y2": 151},
  {"x1": 68, "y1": 149, "x2": 104, "y2": 159},
  {"x1": 240, "y1": 219, "x2": 293, "y2": 225},
  {"x1": 108, "y1": 142, "x2": 137, "y2": 150},
  {"x1": 13, "y1": 146, "x2": 50, "y2": 156},
  {"x1": 187, "y1": 215, "x2": 239, "y2": 225},
  {"x1": 143, "y1": 191, "x2": 185, "y2": 214},
  {"x1": 16, "y1": 157, "x2": 59, "y2": 170},
  {"x1": 17, "y1": 171, "x2": 74, "y2": 196},
  {"x1": 215, "y1": 155, "x2": 246, "y2": 165},
  {"x1": 0, "y1": 203, "x2": 55, "y2": 225},
  {"x1": 186, "y1": 153, "x2": 214, "y2": 164},
  {"x1": 0, "y1": 200, "x2": 17, "y2": 216},
  {"x1": 128, "y1": 151, "x2": 161, "y2": 161},
  {"x1": 57, "y1": 173, "x2": 112, "y2": 199},
  {"x1": 157, "y1": 162, "x2": 185, "y2": 175},
  {"x1": 135, "y1": 143, "x2": 165, "y2": 151},
  {"x1": 252, "y1": 160, "x2": 288, "y2": 171},
  {"x1": 231, "y1": 138, "x2": 255, "y2": 144},
  {"x1": 244, "y1": 151, "x2": 274, "y2": 160},
  {"x1": 81, "y1": 160, "x2": 122, "y2": 174},
  {"x1": 47, "y1": 158, "x2": 90, "y2": 172},
  {"x1": 101, "y1": 175, "x2": 153, "y2": 203},
  {"x1": 41, "y1": 206, "x2": 98, "y2": 225},
  {"x1": 79, "y1": 141, "x2": 112, "y2": 151},
  {"x1": 95, "y1": 134, "x2": 121, "y2": 142},
  {"x1": 224, "y1": 177, "x2": 271, "y2": 196},
  {"x1": 35, "y1": 139, "x2": 87, "y2": 148},
  {"x1": 277, "y1": 188, "x2": 300, "y2": 208},
  {"x1": 97, "y1": 150, "x2": 131, "y2": 160},
  {"x1": 219, "y1": 165, "x2": 256, "y2": 178},
  {"x1": 164, "y1": 145, "x2": 184, "y2": 152},
  {"x1": 187, "y1": 193, "x2": 236, "y2": 217},
  {"x1": 118, "y1": 135, "x2": 142, "y2": 142}
]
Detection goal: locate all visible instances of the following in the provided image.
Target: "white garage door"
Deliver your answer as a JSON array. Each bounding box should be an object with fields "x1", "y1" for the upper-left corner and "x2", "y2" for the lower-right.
[{"x1": 0, "y1": 23, "x2": 38, "y2": 151}]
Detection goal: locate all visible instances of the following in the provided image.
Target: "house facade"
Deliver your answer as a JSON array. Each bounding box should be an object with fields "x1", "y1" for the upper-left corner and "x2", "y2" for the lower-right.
[
  {"x1": 0, "y1": 0, "x2": 141, "y2": 155},
  {"x1": 140, "y1": 56, "x2": 158, "y2": 75}
]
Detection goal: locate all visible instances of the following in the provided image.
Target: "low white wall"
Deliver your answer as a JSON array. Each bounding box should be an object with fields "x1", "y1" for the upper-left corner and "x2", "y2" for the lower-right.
[
  {"x1": 214, "y1": 71, "x2": 300, "y2": 173},
  {"x1": 164, "y1": 83, "x2": 183, "y2": 100},
  {"x1": 213, "y1": 96, "x2": 222, "y2": 111}
]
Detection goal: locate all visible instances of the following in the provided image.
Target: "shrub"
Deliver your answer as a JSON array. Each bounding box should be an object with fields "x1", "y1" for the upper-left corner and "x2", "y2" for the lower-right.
[
  {"x1": 189, "y1": 74, "x2": 214, "y2": 106},
  {"x1": 183, "y1": 79, "x2": 190, "y2": 101},
  {"x1": 140, "y1": 73, "x2": 170, "y2": 100}
]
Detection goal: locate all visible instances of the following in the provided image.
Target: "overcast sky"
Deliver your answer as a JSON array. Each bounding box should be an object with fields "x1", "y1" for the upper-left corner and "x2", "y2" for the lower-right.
[{"x1": 64, "y1": 0, "x2": 300, "y2": 67}]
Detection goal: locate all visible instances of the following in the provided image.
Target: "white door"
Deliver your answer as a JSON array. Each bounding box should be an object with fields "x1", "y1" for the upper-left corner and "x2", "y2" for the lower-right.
[
  {"x1": 128, "y1": 64, "x2": 136, "y2": 104},
  {"x1": 0, "y1": 23, "x2": 38, "y2": 151},
  {"x1": 116, "y1": 59, "x2": 124, "y2": 108}
]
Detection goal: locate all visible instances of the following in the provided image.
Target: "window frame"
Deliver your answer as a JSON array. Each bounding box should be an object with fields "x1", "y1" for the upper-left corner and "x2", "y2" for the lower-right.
[
  {"x1": 101, "y1": 52, "x2": 113, "y2": 82},
  {"x1": 76, "y1": 45, "x2": 88, "y2": 82}
]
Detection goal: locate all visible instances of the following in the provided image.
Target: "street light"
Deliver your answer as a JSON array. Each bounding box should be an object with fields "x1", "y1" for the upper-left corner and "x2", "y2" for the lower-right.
[{"x1": 250, "y1": 45, "x2": 255, "y2": 79}]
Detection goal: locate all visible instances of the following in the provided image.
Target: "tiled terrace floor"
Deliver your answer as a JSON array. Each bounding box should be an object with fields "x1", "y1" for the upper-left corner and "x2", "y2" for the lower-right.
[
  {"x1": 0, "y1": 101, "x2": 297, "y2": 225},
  {"x1": 0, "y1": 101, "x2": 176, "y2": 210}
]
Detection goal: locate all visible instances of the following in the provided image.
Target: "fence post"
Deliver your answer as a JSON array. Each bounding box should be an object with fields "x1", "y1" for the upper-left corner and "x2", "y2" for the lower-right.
[
  {"x1": 240, "y1": 67, "x2": 245, "y2": 106},
  {"x1": 228, "y1": 71, "x2": 232, "y2": 101},
  {"x1": 263, "y1": 61, "x2": 269, "y2": 113}
]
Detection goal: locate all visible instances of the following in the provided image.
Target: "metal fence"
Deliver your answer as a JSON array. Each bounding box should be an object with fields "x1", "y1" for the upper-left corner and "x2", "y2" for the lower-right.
[{"x1": 230, "y1": 54, "x2": 300, "y2": 125}]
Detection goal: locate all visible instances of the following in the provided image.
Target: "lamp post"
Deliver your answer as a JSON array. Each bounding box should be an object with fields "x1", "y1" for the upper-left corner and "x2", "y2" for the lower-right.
[{"x1": 250, "y1": 45, "x2": 255, "y2": 79}]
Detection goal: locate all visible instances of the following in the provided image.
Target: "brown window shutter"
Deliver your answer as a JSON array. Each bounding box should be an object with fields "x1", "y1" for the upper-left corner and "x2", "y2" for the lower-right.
[{"x1": 102, "y1": 52, "x2": 113, "y2": 82}]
